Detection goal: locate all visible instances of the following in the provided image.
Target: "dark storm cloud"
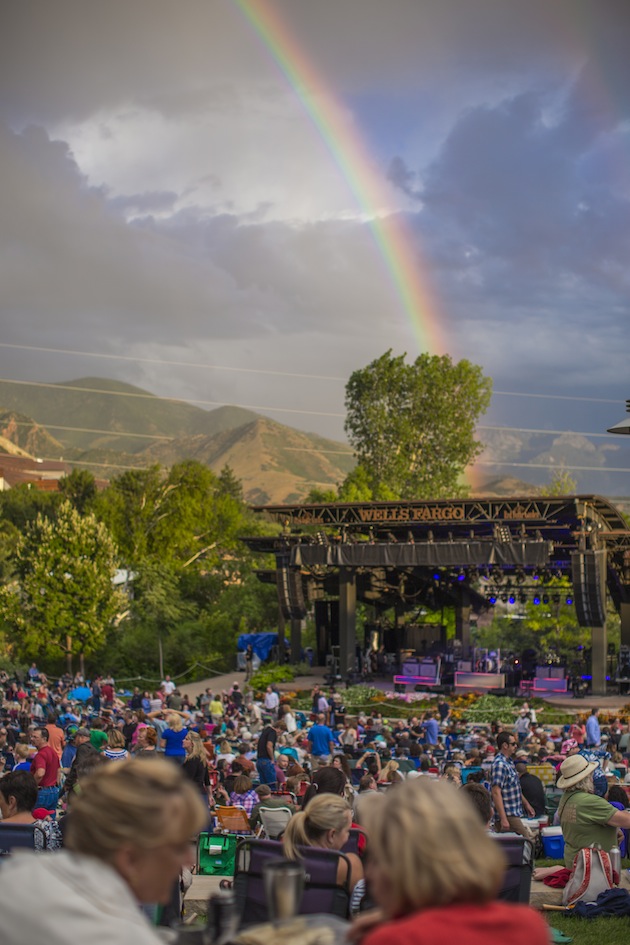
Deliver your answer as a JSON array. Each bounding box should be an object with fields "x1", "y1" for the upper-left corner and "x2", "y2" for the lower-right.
[
  {"x1": 409, "y1": 72, "x2": 630, "y2": 323},
  {"x1": 0, "y1": 122, "x2": 247, "y2": 344}
]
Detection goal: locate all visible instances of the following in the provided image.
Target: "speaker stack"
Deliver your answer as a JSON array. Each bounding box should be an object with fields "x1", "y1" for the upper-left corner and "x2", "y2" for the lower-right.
[
  {"x1": 276, "y1": 554, "x2": 307, "y2": 621},
  {"x1": 571, "y1": 550, "x2": 607, "y2": 627}
]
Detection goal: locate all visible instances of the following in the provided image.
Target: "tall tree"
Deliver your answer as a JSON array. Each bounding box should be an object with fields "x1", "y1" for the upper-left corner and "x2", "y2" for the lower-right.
[
  {"x1": 344, "y1": 350, "x2": 492, "y2": 499},
  {"x1": 0, "y1": 501, "x2": 123, "y2": 669},
  {"x1": 58, "y1": 468, "x2": 98, "y2": 513}
]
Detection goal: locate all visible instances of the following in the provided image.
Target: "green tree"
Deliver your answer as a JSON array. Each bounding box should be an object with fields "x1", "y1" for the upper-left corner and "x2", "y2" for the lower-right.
[
  {"x1": 58, "y1": 468, "x2": 98, "y2": 513},
  {"x1": 0, "y1": 484, "x2": 60, "y2": 531},
  {"x1": 0, "y1": 501, "x2": 123, "y2": 670},
  {"x1": 539, "y1": 468, "x2": 577, "y2": 497},
  {"x1": 343, "y1": 350, "x2": 492, "y2": 499}
]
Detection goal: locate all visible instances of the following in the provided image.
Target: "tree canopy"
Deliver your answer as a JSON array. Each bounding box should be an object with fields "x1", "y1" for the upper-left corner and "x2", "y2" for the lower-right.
[
  {"x1": 344, "y1": 350, "x2": 492, "y2": 500},
  {"x1": 0, "y1": 500, "x2": 123, "y2": 663}
]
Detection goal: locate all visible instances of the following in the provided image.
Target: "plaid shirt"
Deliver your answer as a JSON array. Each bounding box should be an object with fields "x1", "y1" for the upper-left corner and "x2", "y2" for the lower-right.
[{"x1": 491, "y1": 752, "x2": 524, "y2": 817}]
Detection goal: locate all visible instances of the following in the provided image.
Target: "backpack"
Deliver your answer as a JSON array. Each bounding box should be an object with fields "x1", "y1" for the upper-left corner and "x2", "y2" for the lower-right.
[{"x1": 563, "y1": 846, "x2": 618, "y2": 906}]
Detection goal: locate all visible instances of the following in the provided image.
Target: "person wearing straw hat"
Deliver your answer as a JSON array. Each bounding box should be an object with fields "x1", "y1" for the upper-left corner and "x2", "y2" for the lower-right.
[{"x1": 557, "y1": 754, "x2": 630, "y2": 869}]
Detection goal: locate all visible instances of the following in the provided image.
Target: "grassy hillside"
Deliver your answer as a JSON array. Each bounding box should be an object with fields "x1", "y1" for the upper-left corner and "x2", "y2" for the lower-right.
[
  {"x1": 0, "y1": 378, "x2": 259, "y2": 452},
  {"x1": 140, "y1": 416, "x2": 356, "y2": 504}
]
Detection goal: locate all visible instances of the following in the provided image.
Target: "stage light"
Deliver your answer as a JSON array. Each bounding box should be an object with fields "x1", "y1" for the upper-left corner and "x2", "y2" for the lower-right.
[
  {"x1": 519, "y1": 592, "x2": 527, "y2": 604},
  {"x1": 457, "y1": 571, "x2": 466, "y2": 582},
  {"x1": 566, "y1": 596, "x2": 573, "y2": 605},
  {"x1": 542, "y1": 594, "x2": 549, "y2": 605},
  {"x1": 508, "y1": 595, "x2": 515, "y2": 605},
  {"x1": 533, "y1": 595, "x2": 541, "y2": 605},
  {"x1": 433, "y1": 572, "x2": 441, "y2": 581},
  {"x1": 488, "y1": 594, "x2": 497, "y2": 605}
]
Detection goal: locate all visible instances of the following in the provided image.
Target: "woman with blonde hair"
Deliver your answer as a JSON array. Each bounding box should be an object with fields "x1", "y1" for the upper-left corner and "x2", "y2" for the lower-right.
[
  {"x1": 377, "y1": 759, "x2": 403, "y2": 785},
  {"x1": 351, "y1": 777, "x2": 549, "y2": 945},
  {"x1": 103, "y1": 727, "x2": 129, "y2": 762},
  {"x1": 182, "y1": 730, "x2": 211, "y2": 800},
  {"x1": 282, "y1": 793, "x2": 363, "y2": 895},
  {"x1": 160, "y1": 714, "x2": 187, "y2": 763},
  {"x1": 1, "y1": 758, "x2": 207, "y2": 944}
]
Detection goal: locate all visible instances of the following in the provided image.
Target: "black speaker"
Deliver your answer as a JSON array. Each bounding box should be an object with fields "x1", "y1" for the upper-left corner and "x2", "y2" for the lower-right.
[
  {"x1": 571, "y1": 550, "x2": 606, "y2": 627},
  {"x1": 276, "y1": 564, "x2": 306, "y2": 621}
]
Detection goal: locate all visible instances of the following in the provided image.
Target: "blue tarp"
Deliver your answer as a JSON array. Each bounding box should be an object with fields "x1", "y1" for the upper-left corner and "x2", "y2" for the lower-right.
[{"x1": 237, "y1": 632, "x2": 287, "y2": 663}]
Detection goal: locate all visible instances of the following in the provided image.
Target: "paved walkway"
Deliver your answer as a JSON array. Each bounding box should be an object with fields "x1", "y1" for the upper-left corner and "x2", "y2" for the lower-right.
[{"x1": 179, "y1": 668, "x2": 630, "y2": 714}]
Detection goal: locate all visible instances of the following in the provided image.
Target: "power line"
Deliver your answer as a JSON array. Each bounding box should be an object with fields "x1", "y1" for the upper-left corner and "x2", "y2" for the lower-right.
[
  {"x1": 2, "y1": 415, "x2": 628, "y2": 458},
  {"x1": 476, "y1": 460, "x2": 630, "y2": 473},
  {"x1": 0, "y1": 343, "x2": 623, "y2": 405},
  {"x1": 0, "y1": 378, "x2": 345, "y2": 419},
  {"x1": 2, "y1": 421, "x2": 172, "y2": 441},
  {"x1": 478, "y1": 425, "x2": 620, "y2": 439},
  {"x1": 0, "y1": 344, "x2": 345, "y2": 382}
]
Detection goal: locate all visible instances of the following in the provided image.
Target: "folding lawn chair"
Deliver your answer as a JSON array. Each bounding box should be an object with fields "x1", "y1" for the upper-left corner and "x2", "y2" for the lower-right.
[
  {"x1": 232, "y1": 838, "x2": 352, "y2": 927},
  {"x1": 215, "y1": 805, "x2": 253, "y2": 835},
  {"x1": 493, "y1": 833, "x2": 533, "y2": 904},
  {"x1": 258, "y1": 805, "x2": 293, "y2": 840}
]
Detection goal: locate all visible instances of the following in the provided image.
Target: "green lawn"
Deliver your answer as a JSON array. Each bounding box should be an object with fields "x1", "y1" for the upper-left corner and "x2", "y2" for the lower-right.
[
  {"x1": 545, "y1": 914, "x2": 630, "y2": 945},
  {"x1": 537, "y1": 856, "x2": 630, "y2": 945}
]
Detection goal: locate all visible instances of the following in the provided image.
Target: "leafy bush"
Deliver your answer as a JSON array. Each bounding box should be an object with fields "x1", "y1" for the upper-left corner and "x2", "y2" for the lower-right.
[{"x1": 249, "y1": 664, "x2": 297, "y2": 691}]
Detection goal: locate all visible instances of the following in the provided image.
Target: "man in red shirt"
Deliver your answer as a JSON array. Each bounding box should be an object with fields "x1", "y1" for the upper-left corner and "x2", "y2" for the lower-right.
[{"x1": 30, "y1": 727, "x2": 61, "y2": 814}]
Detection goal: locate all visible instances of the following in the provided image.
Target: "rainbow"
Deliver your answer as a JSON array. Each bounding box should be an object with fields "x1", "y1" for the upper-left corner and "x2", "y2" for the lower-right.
[{"x1": 232, "y1": 0, "x2": 450, "y2": 357}]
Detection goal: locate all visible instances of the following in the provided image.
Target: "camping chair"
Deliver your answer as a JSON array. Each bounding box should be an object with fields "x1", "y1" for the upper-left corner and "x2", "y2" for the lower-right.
[
  {"x1": 0, "y1": 823, "x2": 41, "y2": 853},
  {"x1": 493, "y1": 833, "x2": 533, "y2": 904},
  {"x1": 341, "y1": 827, "x2": 368, "y2": 858},
  {"x1": 215, "y1": 806, "x2": 253, "y2": 835},
  {"x1": 258, "y1": 805, "x2": 293, "y2": 840},
  {"x1": 232, "y1": 838, "x2": 352, "y2": 927},
  {"x1": 271, "y1": 790, "x2": 297, "y2": 805}
]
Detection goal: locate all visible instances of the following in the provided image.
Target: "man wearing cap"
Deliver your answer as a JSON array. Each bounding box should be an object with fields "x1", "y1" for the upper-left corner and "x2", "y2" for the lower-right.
[
  {"x1": 491, "y1": 731, "x2": 536, "y2": 840},
  {"x1": 557, "y1": 754, "x2": 630, "y2": 868}
]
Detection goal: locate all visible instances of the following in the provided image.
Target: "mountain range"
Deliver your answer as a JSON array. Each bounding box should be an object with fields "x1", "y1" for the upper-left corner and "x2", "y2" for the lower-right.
[
  {"x1": 0, "y1": 378, "x2": 355, "y2": 504},
  {"x1": 0, "y1": 377, "x2": 627, "y2": 505}
]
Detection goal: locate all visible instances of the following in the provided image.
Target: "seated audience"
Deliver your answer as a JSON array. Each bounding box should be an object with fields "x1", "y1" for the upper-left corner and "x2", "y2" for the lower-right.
[
  {"x1": 351, "y1": 777, "x2": 549, "y2": 945},
  {"x1": 0, "y1": 758, "x2": 206, "y2": 944}
]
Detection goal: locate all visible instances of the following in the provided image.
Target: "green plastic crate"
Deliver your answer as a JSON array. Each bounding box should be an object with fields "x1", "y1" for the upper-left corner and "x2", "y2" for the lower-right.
[{"x1": 197, "y1": 833, "x2": 238, "y2": 876}]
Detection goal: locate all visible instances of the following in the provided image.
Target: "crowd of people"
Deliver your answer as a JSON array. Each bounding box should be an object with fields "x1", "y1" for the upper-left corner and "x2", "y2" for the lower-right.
[{"x1": 1, "y1": 664, "x2": 629, "y2": 942}]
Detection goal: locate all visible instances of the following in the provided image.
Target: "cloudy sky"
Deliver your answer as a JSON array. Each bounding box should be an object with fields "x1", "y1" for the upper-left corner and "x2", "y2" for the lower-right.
[{"x1": 1, "y1": 0, "x2": 629, "y2": 492}]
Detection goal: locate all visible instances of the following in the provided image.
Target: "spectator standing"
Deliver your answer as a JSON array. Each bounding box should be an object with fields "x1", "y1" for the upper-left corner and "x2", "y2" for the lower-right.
[
  {"x1": 307, "y1": 713, "x2": 335, "y2": 768},
  {"x1": 421, "y1": 712, "x2": 439, "y2": 747},
  {"x1": 437, "y1": 697, "x2": 451, "y2": 727},
  {"x1": 256, "y1": 721, "x2": 285, "y2": 787},
  {"x1": 29, "y1": 727, "x2": 61, "y2": 812},
  {"x1": 161, "y1": 675, "x2": 176, "y2": 697},
  {"x1": 263, "y1": 686, "x2": 280, "y2": 720},
  {"x1": 160, "y1": 714, "x2": 187, "y2": 764},
  {"x1": 45, "y1": 714, "x2": 66, "y2": 761},
  {"x1": 585, "y1": 707, "x2": 601, "y2": 748},
  {"x1": 245, "y1": 644, "x2": 254, "y2": 681},
  {"x1": 101, "y1": 677, "x2": 115, "y2": 708},
  {"x1": 491, "y1": 732, "x2": 535, "y2": 840},
  {"x1": 91, "y1": 676, "x2": 102, "y2": 713}
]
